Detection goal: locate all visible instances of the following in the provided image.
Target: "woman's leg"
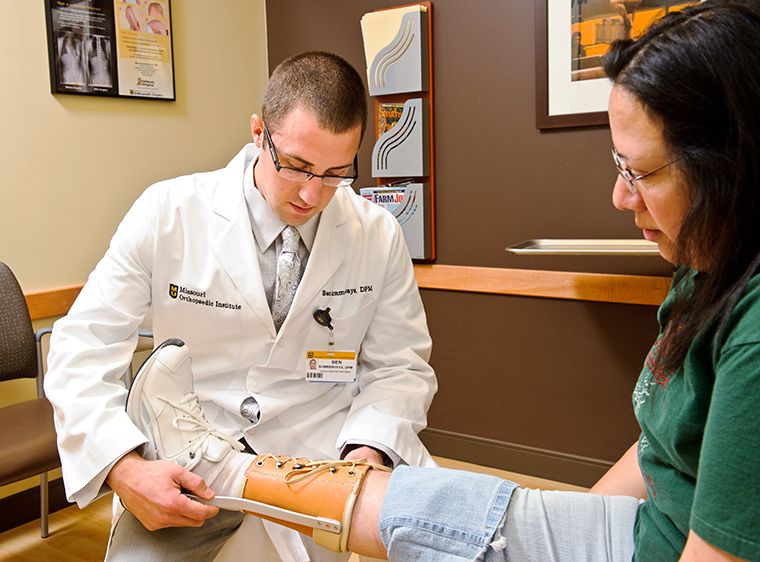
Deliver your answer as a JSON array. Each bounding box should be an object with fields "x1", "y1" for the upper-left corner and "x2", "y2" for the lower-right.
[
  {"x1": 370, "y1": 466, "x2": 640, "y2": 562},
  {"x1": 375, "y1": 466, "x2": 516, "y2": 561},
  {"x1": 348, "y1": 470, "x2": 393, "y2": 558}
]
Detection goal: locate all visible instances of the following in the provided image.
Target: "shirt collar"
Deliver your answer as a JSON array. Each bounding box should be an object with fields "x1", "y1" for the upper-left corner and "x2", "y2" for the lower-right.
[{"x1": 243, "y1": 152, "x2": 320, "y2": 253}]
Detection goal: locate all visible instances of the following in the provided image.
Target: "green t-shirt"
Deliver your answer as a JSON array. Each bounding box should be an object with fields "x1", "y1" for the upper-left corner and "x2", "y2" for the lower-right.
[{"x1": 633, "y1": 270, "x2": 760, "y2": 561}]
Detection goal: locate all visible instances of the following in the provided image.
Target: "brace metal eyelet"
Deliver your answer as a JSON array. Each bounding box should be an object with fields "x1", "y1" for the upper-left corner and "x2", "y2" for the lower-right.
[
  {"x1": 329, "y1": 467, "x2": 337, "y2": 474},
  {"x1": 255, "y1": 460, "x2": 265, "y2": 467},
  {"x1": 275, "y1": 461, "x2": 283, "y2": 468},
  {"x1": 348, "y1": 470, "x2": 355, "y2": 476},
  {"x1": 293, "y1": 463, "x2": 303, "y2": 470}
]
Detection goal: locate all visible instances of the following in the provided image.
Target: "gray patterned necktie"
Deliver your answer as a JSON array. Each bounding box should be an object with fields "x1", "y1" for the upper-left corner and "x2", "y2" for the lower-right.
[{"x1": 271, "y1": 226, "x2": 302, "y2": 331}]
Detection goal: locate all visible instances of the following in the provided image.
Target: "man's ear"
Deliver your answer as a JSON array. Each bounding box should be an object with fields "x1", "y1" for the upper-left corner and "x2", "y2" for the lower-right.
[{"x1": 250, "y1": 114, "x2": 265, "y2": 148}]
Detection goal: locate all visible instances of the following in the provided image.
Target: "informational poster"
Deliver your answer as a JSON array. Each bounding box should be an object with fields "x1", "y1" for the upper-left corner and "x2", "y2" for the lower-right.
[{"x1": 45, "y1": 0, "x2": 175, "y2": 100}]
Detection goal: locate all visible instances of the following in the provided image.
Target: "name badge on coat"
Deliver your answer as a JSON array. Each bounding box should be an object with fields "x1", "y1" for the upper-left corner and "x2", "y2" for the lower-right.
[{"x1": 304, "y1": 350, "x2": 356, "y2": 383}]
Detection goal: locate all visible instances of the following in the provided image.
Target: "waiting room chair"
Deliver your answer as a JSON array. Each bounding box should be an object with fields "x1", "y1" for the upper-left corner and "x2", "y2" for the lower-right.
[
  {"x1": 0, "y1": 261, "x2": 60, "y2": 538},
  {"x1": 125, "y1": 330, "x2": 156, "y2": 388}
]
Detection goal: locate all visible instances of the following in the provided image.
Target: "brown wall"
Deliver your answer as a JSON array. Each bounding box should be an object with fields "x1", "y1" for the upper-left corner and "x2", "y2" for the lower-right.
[{"x1": 266, "y1": 0, "x2": 668, "y2": 485}]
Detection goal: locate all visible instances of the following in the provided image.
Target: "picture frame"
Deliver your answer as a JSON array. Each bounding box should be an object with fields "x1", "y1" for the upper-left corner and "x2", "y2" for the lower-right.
[
  {"x1": 535, "y1": 0, "x2": 610, "y2": 129},
  {"x1": 535, "y1": 1, "x2": 700, "y2": 130},
  {"x1": 45, "y1": 0, "x2": 175, "y2": 101}
]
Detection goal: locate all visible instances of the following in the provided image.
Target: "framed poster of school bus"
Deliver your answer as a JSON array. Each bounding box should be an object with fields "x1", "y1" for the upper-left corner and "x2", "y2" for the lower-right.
[{"x1": 535, "y1": 0, "x2": 700, "y2": 129}]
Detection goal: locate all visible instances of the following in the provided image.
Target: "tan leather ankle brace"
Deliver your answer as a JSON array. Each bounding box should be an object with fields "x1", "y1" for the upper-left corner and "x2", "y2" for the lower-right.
[{"x1": 242, "y1": 454, "x2": 391, "y2": 552}]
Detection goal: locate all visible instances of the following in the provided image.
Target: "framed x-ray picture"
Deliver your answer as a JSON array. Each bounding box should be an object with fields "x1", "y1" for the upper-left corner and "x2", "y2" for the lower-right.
[{"x1": 45, "y1": 0, "x2": 175, "y2": 100}]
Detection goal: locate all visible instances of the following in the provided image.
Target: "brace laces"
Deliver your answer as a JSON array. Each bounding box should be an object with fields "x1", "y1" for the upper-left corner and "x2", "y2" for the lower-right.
[
  {"x1": 159, "y1": 393, "x2": 243, "y2": 461},
  {"x1": 254, "y1": 454, "x2": 391, "y2": 484}
]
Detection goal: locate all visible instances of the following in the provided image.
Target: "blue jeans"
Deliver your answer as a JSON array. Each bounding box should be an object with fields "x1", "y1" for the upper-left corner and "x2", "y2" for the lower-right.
[{"x1": 379, "y1": 466, "x2": 640, "y2": 562}]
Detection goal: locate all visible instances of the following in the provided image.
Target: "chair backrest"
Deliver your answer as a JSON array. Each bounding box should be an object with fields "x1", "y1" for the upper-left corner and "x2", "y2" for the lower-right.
[{"x1": 0, "y1": 261, "x2": 38, "y2": 382}]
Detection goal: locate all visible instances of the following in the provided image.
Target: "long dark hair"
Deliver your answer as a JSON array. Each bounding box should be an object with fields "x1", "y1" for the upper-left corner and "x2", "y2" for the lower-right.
[{"x1": 603, "y1": 1, "x2": 760, "y2": 371}]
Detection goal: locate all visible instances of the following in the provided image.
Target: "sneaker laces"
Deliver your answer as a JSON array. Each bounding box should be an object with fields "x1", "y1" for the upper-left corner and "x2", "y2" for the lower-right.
[
  {"x1": 254, "y1": 454, "x2": 391, "y2": 484},
  {"x1": 159, "y1": 393, "x2": 244, "y2": 461}
]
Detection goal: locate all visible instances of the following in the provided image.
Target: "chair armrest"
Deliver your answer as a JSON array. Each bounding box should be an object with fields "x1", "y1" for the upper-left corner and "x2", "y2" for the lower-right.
[
  {"x1": 35, "y1": 326, "x2": 53, "y2": 343},
  {"x1": 32, "y1": 328, "x2": 154, "y2": 397},
  {"x1": 35, "y1": 327, "x2": 54, "y2": 399}
]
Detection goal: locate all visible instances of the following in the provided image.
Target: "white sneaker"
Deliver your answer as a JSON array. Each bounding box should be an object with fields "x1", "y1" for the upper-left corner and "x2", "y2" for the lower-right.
[{"x1": 126, "y1": 338, "x2": 242, "y2": 480}]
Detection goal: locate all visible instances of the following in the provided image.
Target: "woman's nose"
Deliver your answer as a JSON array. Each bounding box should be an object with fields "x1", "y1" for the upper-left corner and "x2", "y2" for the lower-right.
[{"x1": 612, "y1": 175, "x2": 645, "y2": 212}]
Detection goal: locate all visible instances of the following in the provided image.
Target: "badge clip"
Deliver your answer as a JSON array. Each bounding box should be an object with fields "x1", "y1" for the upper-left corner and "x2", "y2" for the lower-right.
[{"x1": 313, "y1": 307, "x2": 335, "y2": 346}]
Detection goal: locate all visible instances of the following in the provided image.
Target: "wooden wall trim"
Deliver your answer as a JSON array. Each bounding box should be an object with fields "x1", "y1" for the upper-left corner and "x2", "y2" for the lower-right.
[
  {"x1": 23, "y1": 265, "x2": 670, "y2": 321},
  {"x1": 25, "y1": 285, "x2": 82, "y2": 321},
  {"x1": 421, "y1": 428, "x2": 610, "y2": 487},
  {"x1": 414, "y1": 264, "x2": 671, "y2": 306}
]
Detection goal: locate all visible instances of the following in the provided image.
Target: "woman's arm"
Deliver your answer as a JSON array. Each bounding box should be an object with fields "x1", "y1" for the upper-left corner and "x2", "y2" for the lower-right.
[
  {"x1": 679, "y1": 531, "x2": 747, "y2": 561},
  {"x1": 589, "y1": 441, "x2": 647, "y2": 499}
]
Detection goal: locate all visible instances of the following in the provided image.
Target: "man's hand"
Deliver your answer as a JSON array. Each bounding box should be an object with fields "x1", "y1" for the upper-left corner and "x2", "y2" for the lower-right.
[
  {"x1": 106, "y1": 451, "x2": 220, "y2": 530},
  {"x1": 343, "y1": 445, "x2": 387, "y2": 467}
]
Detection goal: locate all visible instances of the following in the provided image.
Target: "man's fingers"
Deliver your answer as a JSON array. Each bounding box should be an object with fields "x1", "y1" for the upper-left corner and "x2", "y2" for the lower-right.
[
  {"x1": 176, "y1": 493, "x2": 220, "y2": 521},
  {"x1": 168, "y1": 467, "x2": 219, "y2": 520},
  {"x1": 174, "y1": 467, "x2": 215, "y2": 499}
]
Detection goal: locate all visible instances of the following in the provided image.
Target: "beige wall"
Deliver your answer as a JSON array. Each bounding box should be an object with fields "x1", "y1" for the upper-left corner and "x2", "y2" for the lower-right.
[
  {"x1": 0, "y1": 0, "x2": 269, "y2": 291},
  {"x1": 0, "y1": 0, "x2": 269, "y2": 499}
]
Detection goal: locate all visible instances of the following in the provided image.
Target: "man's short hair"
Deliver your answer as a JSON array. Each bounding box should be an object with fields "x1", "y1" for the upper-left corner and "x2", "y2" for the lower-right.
[{"x1": 262, "y1": 51, "x2": 367, "y2": 137}]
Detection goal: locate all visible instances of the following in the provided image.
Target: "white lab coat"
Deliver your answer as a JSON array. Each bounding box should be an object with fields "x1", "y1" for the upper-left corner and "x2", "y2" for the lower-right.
[{"x1": 45, "y1": 145, "x2": 437, "y2": 559}]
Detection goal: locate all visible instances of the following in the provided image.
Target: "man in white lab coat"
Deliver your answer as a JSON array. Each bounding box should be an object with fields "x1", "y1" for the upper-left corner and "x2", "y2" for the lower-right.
[{"x1": 45, "y1": 51, "x2": 437, "y2": 561}]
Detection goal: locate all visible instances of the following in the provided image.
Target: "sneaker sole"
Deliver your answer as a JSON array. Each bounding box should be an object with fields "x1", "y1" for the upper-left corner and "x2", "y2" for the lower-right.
[{"x1": 125, "y1": 337, "x2": 187, "y2": 435}]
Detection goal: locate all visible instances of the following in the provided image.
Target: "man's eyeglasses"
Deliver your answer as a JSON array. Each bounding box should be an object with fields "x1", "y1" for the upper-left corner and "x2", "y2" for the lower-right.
[
  {"x1": 611, "y1": 145, "x2": 678, "y2": 194},
  {"x1": 264, "y1": 125, "x2": 358, "y2": 188}
]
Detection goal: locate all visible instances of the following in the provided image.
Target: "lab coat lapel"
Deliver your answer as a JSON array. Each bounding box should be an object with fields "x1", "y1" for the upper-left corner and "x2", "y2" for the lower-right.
[
  {"x1": 289, "y1": 188, "x2": 350, "y2": 315},
  {"x1": 211, "y1": 146, "x2": 276, "y2": 335}
]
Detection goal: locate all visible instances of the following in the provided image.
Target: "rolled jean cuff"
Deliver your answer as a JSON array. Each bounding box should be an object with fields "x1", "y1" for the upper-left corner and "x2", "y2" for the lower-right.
[{"x1": 379, "y1": 465, "x2": 517, "y2": 562}]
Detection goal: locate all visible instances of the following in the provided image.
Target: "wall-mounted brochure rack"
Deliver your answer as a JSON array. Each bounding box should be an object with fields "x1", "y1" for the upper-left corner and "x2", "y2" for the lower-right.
[
  {"x1": 360, "y1": 182, "x2": 431, "y2": 260},
  {"x1": 360, "y1": 2, "x2": 435, "y2": 261},
  {"x1": 372, "y1": 98, "x2": 429, "y2": 178}
]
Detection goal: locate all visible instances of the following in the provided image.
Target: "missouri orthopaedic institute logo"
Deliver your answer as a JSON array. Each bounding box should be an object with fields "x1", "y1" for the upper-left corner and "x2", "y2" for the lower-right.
[{"x1": 168, "y1": 282, "x2": 242, "y2": 311}]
